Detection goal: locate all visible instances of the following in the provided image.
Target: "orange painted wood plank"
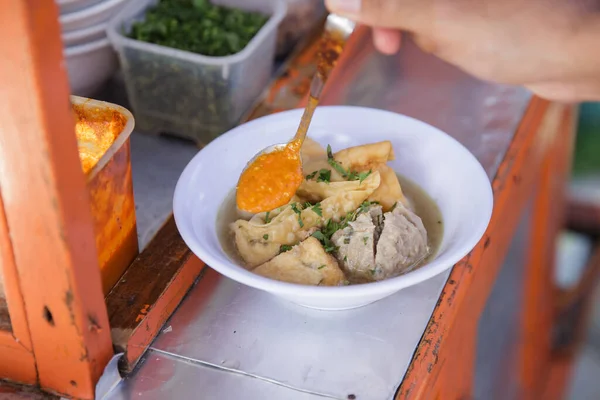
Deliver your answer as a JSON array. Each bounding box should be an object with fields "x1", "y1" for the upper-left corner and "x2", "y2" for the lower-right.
[
  {"x1": 0, "y1": 187, "x2": 32, "y2": 349},
  {"x1": 0, "y1": 1, "x2": 112, "y2": 398},
  {"x1": 396, "y1": 97, "x2": 554, "y2": 399},
  {"x1": 0, "y1": 330, "x2": 37, "y2": 385},
  {"x1": 517, "y1": 104, "x2": 575, "y2": 398},
  {"x1": 0, "y1": 186, "x2": 37, "y2": 384}
]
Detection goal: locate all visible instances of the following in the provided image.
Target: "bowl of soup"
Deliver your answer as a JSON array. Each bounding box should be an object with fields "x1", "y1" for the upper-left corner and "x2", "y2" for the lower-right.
[{"x1": 173, "y1": 106, "x2": 493, "y2": 310}]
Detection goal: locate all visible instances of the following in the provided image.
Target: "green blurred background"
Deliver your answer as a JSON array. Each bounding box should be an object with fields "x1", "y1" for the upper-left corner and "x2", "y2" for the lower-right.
[{"x1": 573, "y1": 103, "x2": 600, "y2": 177}]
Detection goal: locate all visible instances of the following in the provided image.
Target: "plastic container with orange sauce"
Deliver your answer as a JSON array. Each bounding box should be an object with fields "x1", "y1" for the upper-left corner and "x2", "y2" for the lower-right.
[{"x1": 72, "y1": 95, "x2": 138, "y2": 294}]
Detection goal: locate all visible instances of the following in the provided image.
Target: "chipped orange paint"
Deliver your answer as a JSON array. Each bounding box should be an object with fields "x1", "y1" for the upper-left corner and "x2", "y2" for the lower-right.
[
  {"x1": 135, "y1": 304, "x2": 151, "y2": 323},
  {"x1": 0, "y1": 1, "x2": 112, "y2": 398}
]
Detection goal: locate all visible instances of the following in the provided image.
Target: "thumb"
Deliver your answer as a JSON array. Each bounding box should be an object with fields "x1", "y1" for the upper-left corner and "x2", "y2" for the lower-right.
[{"x1": 324, "y1": 0, "x2": 426, "y2": 30}]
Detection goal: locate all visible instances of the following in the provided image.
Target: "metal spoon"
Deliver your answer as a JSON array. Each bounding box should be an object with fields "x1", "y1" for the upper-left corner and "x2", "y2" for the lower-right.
[{"x1": 241, "y1": 13, "x2": 356, "y2": 171}]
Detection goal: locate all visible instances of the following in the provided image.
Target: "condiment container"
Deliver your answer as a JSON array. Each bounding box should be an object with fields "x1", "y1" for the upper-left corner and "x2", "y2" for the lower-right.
[
  {"x1": 107, "y1": 0, "x2": 287, "y2": 146},
  {"x1": 72, "y1": 95, "x2": 138, "y2": 294}
]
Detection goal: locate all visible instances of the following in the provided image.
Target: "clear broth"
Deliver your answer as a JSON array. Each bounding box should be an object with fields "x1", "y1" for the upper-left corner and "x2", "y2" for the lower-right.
[{"x1": 217, "y1": 174, "x2": 444, "y2": 275}]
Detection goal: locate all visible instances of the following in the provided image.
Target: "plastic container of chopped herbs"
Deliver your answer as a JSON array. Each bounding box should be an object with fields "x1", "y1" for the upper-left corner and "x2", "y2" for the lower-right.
[{"x1": 107, "y1": 0, "x2": 286, "y2": 144}]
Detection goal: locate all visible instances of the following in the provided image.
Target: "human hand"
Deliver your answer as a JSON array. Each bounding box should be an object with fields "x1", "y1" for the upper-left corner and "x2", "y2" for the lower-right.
[{"x1": 325, "y1": 0, "x2": 600, "y2": 101}]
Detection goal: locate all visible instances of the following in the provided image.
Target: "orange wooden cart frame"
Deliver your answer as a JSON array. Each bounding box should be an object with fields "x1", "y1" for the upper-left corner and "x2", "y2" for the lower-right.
[{"x1": 0, "y1": 2, "x2": 112, "y2": 399}]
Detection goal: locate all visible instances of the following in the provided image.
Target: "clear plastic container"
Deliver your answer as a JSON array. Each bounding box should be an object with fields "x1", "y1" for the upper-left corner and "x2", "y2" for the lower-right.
[
  {"x1": 276, "y1": 0, "x2": 326, "y2": 58},
  {"x1": 107, "y1": 0, "x2": 286, "y2": 144}
]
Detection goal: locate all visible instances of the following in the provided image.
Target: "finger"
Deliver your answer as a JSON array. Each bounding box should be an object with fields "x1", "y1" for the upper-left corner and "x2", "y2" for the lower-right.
[
  {"x1": 325, "y1": 0, "x2": 427, "y2": 30},
  {"x1": 372, "y1": 28, "x2": 402, "y2": 54}
]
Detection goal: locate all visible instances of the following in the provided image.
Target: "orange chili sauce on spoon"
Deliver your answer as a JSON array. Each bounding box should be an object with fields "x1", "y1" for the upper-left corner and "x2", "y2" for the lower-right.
[{"x1": 236, "y1": 139, "x2": 304, "y2": 213}]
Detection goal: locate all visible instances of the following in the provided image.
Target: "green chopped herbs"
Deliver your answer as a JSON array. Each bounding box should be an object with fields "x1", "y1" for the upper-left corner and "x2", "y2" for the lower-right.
[
  {"x1": 326, "y1": 145, "x2": 372, "y2": 182},
  {"x1": 311, "y1": 231, "x2": 337, "y2": 254},
  {"x1": 306, "y1": 169, "x2": 332, "y2": 183},
  {"x1": 343, "y1": 255, "x2": 348, "y2": 262},
  {"x1": 311, "y1": 203, "x2": 323, "y2": 217},
  {"x1": 317, "y1": 169, "x2": 331, "y2": 183},
  {"x1": 363, "y1": 236, "x2": 369, "y2": 245},
  {"x1": 356, "y1": 170, "x2": 372, "y2": 183},
  {"x1": 124, "y1": 0, "x2": 269, "y2": 142},
  {"x1": 280, "y1": 244, "x2": 293, "y2": 253},
  {"x1": 306, "y1": 171, "x2": 318, "y2": 180},
  {"x1": 311, "y1": 231, "x2": 327, "y2": 241},
  {"x1": 263, "y1": 234, "x2": 269, "y2": 240},
  {"x1": 326, "y1": 145, "x2": 349, "y2": 177},
  {"x1": 343, "y1": 237, "x2": 350, "y2": 245},
  {"x1": 129, "y1": 0, "x2": 268, "y2": 57},
  {"x1": 318, "y1": 265, "x2": 326, "y2": 270},
  {"x1": 264, "y1": 211, "x2": 271, "y2": 223},
  {"x1": 290, "y1": 203, "x2": 304, "y2": 228},
  {"x1": 370, "y1": 268, "x2": 377, "y2": 275}
]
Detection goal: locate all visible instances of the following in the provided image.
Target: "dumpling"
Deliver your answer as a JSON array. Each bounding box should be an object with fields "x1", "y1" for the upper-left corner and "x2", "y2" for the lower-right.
[
  {"x1": 301, "y1": 138, "x2": 327, "y2": 164},
  {"x1": 231, "y1": 205, "x2": 318, "y2": 268},
  {"x1": 248, "y1": 195, "x2": 304, "y2": 225},
  {"x1": 368, "y1": 164, "x2": 407, "y2": 210},
  {"x1": 333, "y1": 141, "x2": 395, "y2": 171},
  {"x1": 303, "y1": 141, "x2": 395, "y2": 183},
  {"x1": 302, "y1": 141, "x2": 406, "y2": 210},
  {"x1": 297, "y1": 175, "x2": 378, "y2": 203},
  {"x1": 252, "y1": 237, "x2": 345, "y2": 286},
  {"x1": 231, "y1": 172, "x2": 381, "y2": 267}
]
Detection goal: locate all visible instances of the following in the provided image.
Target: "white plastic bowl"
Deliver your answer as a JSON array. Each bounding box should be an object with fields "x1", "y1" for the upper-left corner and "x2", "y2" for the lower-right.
[
  {"x1": 62, "y1": 22, "x2": 107, "y2": 47},
  {"x1": 65, "y1": 38, "x2": 118, "y2": 96},
  {"x1": 60, "y1": 0, "x2": 129, "y2": 32},
  {"x1": 57, "y1": 0, "x2": 106, "y2": 15},
  {"x1": 173, "y1": 107, "x2": 494, "y2": 310}
]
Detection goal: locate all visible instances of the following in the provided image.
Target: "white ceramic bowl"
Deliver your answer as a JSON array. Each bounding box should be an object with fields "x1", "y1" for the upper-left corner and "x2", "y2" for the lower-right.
[
  {"x1": 60, "y1": 0, "x2": 129, "y2": 32},
  {"x1": 65, "y1": 38, "x2": 118, "y2": 96},
  {"x1": 62, "y1": 22, "x2": 107, "y2": 47},
  {"x1": 57, "y1": 0, "x2": 105, "y2": 15},
  {"x1": 173, "y1": 107, "x2": 493, "y2": 310}
]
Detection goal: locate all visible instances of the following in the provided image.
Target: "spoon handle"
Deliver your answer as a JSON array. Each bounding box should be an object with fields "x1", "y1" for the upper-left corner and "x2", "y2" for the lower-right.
[{"x1": 292, "y1": 14, "x2": 356, "y2": 144}]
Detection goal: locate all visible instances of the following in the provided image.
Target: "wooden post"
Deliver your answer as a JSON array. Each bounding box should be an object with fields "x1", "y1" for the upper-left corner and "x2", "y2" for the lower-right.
[
  {"x1": 0, "y1": 1, "x2": 113, "y2": 398},
  {"x1": 518, "y1": 104, "x2": 576, "y2": 398}
]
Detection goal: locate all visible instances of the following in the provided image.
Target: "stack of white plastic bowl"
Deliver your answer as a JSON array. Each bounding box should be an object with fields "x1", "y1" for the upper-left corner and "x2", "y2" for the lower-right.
[{"x1": 58, "y1": 0, "x2": 130, "y2": 95}]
